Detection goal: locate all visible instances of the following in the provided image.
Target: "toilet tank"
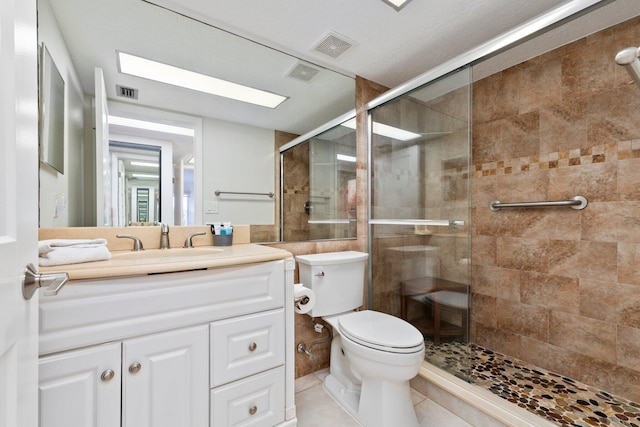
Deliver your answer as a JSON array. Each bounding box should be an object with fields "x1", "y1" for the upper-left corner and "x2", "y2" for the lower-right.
[{"x1": 295, "y1": 251, "x2": 369, "y2": 317}]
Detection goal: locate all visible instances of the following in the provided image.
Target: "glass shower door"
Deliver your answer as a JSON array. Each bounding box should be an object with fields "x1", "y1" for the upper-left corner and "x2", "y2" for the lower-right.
[{"x1": 368, "y1": 67, "x2": 472, "y2": 377}]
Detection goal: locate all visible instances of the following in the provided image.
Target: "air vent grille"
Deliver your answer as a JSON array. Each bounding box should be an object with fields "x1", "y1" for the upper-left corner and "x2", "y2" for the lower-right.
[
  {"x1": 116, "y1": 85, "x2": 138, "y2": 99},
  {"x1": 287, "y1": 63, "x2": 320, "y2": 82},
  {"x1": 313, "y1": 32, "x2": 355, "y2": 58}
]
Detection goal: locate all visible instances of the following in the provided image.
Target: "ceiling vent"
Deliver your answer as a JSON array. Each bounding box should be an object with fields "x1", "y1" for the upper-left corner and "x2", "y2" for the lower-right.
[
  {"x1": 116, "y1": 84, "x2": 138, "y2": 100},
  {"x1": 287, "y1": 62, "x2": 320, "y2": 82},
  {"x1": 313, "y1": 32, "x2": 355, "y2": 58}
]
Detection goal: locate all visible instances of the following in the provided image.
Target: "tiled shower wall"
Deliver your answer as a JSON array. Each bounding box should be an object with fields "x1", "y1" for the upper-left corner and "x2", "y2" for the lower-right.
[{"x1": 471, "y1": 16, "x2": 640, "y2": 401}]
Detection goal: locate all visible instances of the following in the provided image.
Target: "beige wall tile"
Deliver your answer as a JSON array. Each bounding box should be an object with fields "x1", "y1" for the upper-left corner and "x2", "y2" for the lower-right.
[
  {"x1": 549, "y1": 311, "x2": 617, "y2": 364},
  {"x1": 617, "y1": 325, "x2": 640, "y2": 372},
  {"x1": 496, "y1": 237, "x2": 548, "y2": 272},
  {"x1": 520, "y1": 271, "x2": 579, "y2": 314},
  {"x1": 497, "y1": 299, "x2": 549, "y2": 342},
  {"x1": 579, "y1": 278, "x2": 618, "y2": 322}
]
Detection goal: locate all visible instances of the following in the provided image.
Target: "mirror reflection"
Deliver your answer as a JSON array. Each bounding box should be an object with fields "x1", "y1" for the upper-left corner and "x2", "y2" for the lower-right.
[
  {"x1": 281, "y1": 116, "x2": 357, "y2": 241},
  {"x1": 37, "y1": 0, "x2": 355, "y2": 242},
  {"x1": 108, "y1": 141, "x2": 162, "y2": 226}
]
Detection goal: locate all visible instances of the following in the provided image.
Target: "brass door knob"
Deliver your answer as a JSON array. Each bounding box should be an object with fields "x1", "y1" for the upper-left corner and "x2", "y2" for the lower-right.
[
  {"x1": 248, "y1": 342, "x2": 257, "y2": 352},
  {"x1": 128, "y1": 362, "x2": 142, "y2": 374},
  {"x1": 249, "y1": 405, "x2": 257, "y2": 415}
]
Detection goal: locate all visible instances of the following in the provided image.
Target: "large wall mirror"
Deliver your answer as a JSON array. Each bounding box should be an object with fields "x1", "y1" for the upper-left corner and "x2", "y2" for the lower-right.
[
  {"x1": 280, "y1": 113, "x2": 357, "y2": 242},
  {"x1": 37, "y1": 0, "x2": 355, "y2": 242}
]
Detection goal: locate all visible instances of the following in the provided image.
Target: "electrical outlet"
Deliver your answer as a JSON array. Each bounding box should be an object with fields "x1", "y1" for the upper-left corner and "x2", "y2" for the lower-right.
[{"x1": 204, "y1": 200, "x2": 219, "y2": 214}]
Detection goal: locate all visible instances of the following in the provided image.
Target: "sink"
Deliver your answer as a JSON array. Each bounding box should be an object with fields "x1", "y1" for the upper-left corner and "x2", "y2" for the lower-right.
[{"x1": 112, "y1": 247, "x2": 225, "y2": 260}]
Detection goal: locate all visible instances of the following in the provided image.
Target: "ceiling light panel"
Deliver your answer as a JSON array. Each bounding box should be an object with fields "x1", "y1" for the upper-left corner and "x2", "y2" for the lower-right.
[
  {"x1": 109, "y1": 115, "x2": 195, "y2": 136},
  {"x1": 117, "y1": 52, "x2": 287, "y2": 109},
  {"x1": 131, "y1": 173, "x2": 159, "y2": 179},
  {"x1": 130, "y1": 161, "x2": 159, "y2": 168},
  {"x1": 342, "y1": 118, "x2": 421, "y2": 141}
]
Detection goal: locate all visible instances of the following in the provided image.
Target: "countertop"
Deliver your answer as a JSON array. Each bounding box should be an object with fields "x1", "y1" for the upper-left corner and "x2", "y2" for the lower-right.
[
  {"x1": 39, "y1": 244, "x2": 293, "y2": 280},
  {"x1": 39, "y1": 225, "x2": 291, "y2": 280}
]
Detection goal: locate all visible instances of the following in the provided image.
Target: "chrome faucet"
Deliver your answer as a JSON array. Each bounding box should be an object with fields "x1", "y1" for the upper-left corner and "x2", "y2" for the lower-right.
[
  {"x1": 184, "y1": 232, "x2": 206, "y2": 248},
  {"x1": 159, "y1": 223, "x2": 170, "y2": 249}
]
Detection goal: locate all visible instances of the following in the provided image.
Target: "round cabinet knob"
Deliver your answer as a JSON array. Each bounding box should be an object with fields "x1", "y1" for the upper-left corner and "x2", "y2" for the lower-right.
[
  {"x1": 101, "y1": 369, "x2": 115, "y2": 382},
  {"x1": 248, "y1": 342, "x2": 257, "y2": 352},
  {"x1": 128, "y1": 362, "x2": 142, "y2": 374},
  {"x1": 249, "y1": 405, "x2": 258, "y2": 415}
]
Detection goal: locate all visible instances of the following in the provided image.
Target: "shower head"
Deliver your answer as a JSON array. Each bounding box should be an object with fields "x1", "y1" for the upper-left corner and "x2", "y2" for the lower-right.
[{"x1": 615, "y1": 46, "x2": 640, "y2": 87}]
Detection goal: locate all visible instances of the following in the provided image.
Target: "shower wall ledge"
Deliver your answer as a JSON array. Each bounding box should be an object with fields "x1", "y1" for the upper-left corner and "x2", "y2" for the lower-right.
[{"x1": 416, "y1": 362, "x2": 556, "y2": 427}]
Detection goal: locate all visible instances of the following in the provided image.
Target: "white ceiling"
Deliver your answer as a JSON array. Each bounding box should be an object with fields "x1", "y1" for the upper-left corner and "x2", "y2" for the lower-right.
[
  {"x1": 46, "y1": 0, "x2": 640, "y2": 140},
  {"x1": 146, "y1": 0, "x2": 640, "y2": 88},
  {"x1": 152, "y1": 0, "x2": 570, "y2": 88}
]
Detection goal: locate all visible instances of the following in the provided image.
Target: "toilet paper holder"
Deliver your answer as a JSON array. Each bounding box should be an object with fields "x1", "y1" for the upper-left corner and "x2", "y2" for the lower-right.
[{"x1": 294, "y1": 295, "x2": 310, "y2": 310}]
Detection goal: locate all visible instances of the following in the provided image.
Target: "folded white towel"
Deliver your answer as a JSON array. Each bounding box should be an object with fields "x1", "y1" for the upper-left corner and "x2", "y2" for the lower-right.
[
  {"x1": 38, "y1": 238, "x2": 109, "y2": 256},
  {"x1": 38, "y1": 239, "x2": 111, "y2": 266},
  {"x1": 39, "y1": 246, "x2": 112, "y2": 266}
]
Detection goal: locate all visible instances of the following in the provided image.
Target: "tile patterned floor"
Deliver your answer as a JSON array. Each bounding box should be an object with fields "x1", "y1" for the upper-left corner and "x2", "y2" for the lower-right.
[
  {"x1": 295, "y1": 368, "x2": 473, "y2": 427},
  {"x1": 425, "y1": 341, "x2": 640, "y2": 427}
]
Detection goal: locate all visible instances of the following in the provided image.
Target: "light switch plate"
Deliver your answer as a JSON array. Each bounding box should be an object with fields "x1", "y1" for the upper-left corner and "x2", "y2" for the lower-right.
[{"x1": 204, "y1": 200, "x2": 219, "y2": 214}]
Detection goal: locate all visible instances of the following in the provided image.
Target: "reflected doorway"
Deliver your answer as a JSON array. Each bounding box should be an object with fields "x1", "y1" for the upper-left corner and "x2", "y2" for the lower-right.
[{"x1": 109, "y1": 141, "x2": 161, "y2": 226}]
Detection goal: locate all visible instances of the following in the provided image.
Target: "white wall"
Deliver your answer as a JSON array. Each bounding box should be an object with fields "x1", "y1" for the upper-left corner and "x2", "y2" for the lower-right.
[
  {"x1": 202, "y1": 118, "x2": 275, "y2": 225},
  {"x1": 38, "y1": 0, "x2": 86, "y2": 227}
]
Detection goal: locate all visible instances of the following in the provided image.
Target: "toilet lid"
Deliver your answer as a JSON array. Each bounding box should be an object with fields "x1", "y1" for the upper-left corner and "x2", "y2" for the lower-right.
[{"x1": 338, "y1": 311, "x2": 424, "y2": 354}]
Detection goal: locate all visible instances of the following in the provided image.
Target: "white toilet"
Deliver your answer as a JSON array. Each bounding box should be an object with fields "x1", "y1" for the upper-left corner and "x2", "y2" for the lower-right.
[{"x1": 296, "y1": 251, "x2": 425, "y2": 427}]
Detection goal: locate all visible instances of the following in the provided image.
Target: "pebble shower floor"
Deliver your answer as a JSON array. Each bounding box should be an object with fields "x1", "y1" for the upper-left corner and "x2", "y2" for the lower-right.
[{"x1": 424, "y1": 341, "x2": 640, "y2": 426}]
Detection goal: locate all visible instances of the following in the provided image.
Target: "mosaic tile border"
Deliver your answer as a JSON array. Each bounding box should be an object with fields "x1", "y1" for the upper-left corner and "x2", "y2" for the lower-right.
[
  {"x1": 472, "y1": 140, "x2": 640, "y2": 178},
  {"x1": 425, "y1": 341, "x2": 640, "y2": 427}
]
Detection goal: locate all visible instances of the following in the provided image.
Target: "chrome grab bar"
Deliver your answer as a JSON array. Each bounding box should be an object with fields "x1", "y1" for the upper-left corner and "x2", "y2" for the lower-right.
[
  {"x1": 22, "y1": 263, "x2": 69, "y2": 299},
  {"x1": 489, "y1": 196, "x2": 588, "y2": 212}
]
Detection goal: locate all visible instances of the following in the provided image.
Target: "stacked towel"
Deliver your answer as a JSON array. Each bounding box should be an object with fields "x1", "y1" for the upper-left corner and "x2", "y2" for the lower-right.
[{"x1": 38, "y1": 239, "x2": 111, "y2": 266}]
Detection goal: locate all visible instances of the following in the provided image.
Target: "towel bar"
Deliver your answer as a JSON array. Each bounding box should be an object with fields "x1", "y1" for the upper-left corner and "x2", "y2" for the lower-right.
[{"x1": 215, "y1": 190, "x2": 274, "y2": 198}]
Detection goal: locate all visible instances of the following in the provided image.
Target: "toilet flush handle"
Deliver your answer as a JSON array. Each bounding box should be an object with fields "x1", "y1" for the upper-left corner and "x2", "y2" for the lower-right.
[{"x1": 314, "y1": 271, "x2": 324, "y2": 277}]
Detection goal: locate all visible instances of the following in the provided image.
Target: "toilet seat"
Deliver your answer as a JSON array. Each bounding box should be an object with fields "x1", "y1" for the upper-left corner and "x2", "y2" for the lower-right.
[{"x1": 337, "y1": 310, "x2": 424, "y2": 354}]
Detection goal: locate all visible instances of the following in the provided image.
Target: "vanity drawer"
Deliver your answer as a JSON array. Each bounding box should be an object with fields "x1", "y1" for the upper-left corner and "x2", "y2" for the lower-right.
[
  {"x1": 210, "y1": 366, "x2": 285, "y2": 427},
  {"x1": 39, "y1": 261, "x2": 285, "y2": 355},
  {"x1": 210, "y1": 308, "x2": 284, "y2": 387}
]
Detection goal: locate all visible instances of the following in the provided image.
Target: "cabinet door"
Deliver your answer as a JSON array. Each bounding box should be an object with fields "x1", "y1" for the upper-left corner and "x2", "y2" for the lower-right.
[
  {"x1": 122, "y1": 325, "x2": 209, "y2": 427},
  {"x1": 39, "y1": 342, "x2": 121, "y2": 427}
]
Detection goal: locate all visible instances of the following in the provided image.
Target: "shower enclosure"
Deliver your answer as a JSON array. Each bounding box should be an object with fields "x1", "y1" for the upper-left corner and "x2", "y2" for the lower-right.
[
  {"x1": 368, "y1": 68, "x2": 472, "y2": 376},
  {"x1": 281, "y1": 115, "x2": 357, "y2": 242}
]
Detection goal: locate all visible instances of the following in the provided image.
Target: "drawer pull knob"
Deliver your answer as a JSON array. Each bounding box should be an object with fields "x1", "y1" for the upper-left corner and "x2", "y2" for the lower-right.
[
  {"x1": 248, "y1": 342, "x2": 257, "y2": 352},
  {"x1": 101, "y1": 369, "x2": 115, "y2": 382},
  {"x1": 249, "y1": 405, "x2": 257, "y2": 415},
  {"x1": 129, "y1": 362, "x2": 142, "y2": 374}
]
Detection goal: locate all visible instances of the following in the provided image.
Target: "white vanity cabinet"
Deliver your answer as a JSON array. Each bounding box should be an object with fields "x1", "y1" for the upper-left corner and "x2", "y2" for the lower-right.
[
  {"x1": 122, "y1": 325, "x2": 209, "y2": 426},
  {"x1": 39, "y1": 325, "x2": 208, "y2": 427},
  {"x1": 39, "y1": 343, "x2": 121, "y2": 427},
  {"x1": 38, "y1": 258, "x2": 297, "y2": 427}
]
